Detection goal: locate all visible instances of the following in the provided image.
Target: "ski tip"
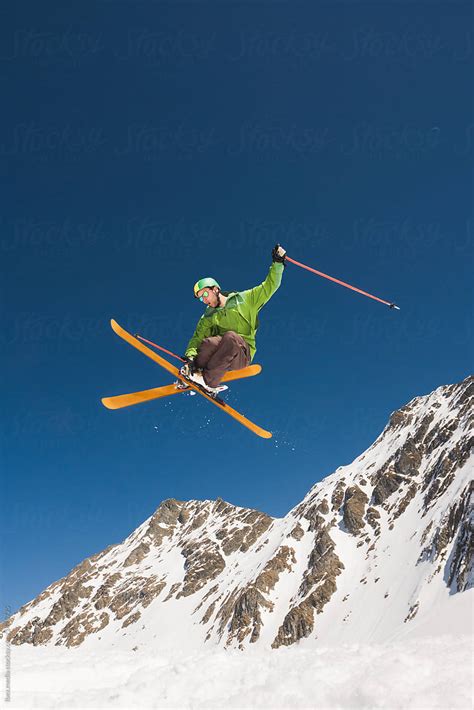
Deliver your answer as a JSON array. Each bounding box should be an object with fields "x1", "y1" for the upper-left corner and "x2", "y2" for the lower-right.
[
  {"x1": 110, "y1": 319, "x2": 124, "y2": 335},
  {"x1": 101, "y1": 397, "x2": 115, "y2": 410}
]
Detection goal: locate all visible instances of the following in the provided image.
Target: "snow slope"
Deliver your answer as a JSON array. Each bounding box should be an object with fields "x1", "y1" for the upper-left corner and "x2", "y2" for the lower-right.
[{"x1": 4, "y1": 593, "x2": 472, "y2": 709}]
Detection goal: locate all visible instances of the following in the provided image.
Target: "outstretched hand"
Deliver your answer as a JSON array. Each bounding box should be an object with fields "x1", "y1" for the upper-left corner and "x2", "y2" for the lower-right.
[{"x1": 272, "y1": 244, "x2": 287, "y2": 264}]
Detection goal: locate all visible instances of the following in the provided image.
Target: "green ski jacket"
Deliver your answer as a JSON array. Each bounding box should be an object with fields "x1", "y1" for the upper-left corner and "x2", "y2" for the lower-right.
[{"x1": 185, "y1": 262, "x2": 284, "y2": 362}]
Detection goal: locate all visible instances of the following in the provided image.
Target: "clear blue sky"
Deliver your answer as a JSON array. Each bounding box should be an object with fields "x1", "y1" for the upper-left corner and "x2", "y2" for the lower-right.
[{"x1": 1, "y1": 2, "x2": 472, "y2": 613}]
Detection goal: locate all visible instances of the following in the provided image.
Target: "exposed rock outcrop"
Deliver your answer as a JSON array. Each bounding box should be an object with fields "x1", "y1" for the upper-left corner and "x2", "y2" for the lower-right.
[
  {"x1": 178, "y1": 541, "x2": 226, "y2": 598},
  {"x1": 343, "y1": 486, "x2": 369, "y2": 535},
  {"x1": 272, "y1": 516, "x2": 343, "y2": 648}
]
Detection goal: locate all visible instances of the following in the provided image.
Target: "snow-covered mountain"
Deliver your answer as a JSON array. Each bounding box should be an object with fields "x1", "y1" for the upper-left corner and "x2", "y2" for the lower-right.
[{"x1": 2, "y1": 376, "x2": 472, "y2": 654}]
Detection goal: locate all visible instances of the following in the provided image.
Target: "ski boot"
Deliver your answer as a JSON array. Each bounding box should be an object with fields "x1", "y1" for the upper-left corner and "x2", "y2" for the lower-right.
[{"x1": 179, "y1": 363, "x2": 221, "y2": 398}]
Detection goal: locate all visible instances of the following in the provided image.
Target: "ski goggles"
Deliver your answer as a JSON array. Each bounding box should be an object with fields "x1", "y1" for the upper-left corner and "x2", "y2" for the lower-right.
[{"x1": 198, "y1": 290, "x2": 210, "y2": 302}]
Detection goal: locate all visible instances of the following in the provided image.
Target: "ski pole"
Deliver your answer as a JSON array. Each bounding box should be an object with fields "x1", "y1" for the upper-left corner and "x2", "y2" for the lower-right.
[
  {"x1": 286, "y1": 256, "x2": 400, "y2": 310},
  {"x1": 134, "y1": 334, "x2": 185, "y2": 362}
]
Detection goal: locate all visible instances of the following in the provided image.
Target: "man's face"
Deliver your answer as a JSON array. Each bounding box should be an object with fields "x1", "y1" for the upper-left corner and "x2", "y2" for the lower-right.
[{"x1": 197, "y1": 286, "x2": 220, "y2": 308}]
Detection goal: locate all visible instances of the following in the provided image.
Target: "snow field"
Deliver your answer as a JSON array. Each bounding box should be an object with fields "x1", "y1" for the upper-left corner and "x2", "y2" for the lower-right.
[{"x1": 4, "y1": 632, "x2": 472, "y2": 709}]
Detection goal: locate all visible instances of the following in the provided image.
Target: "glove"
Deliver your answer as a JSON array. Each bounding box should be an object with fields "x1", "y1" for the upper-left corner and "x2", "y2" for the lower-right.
[
  {"x1": 180, "y1": 357, "x2": 196, "y2": 378},
  {"x1": 272, "y1": 243, "x2": 286, "y2": 264}
]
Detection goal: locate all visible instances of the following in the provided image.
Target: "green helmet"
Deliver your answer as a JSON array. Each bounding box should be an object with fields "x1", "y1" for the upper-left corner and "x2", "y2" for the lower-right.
[{"x1": 193, "y1": 277, "x2": 220, "y2": 298}]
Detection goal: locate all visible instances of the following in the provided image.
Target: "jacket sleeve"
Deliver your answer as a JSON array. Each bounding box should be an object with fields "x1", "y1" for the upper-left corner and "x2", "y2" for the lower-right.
[
  {"x1": 246, "y1": 262, "x2": 284, "y2": 311},
  {"x1": 184, "y1": 314, "x2": 214, "y2": 359}
]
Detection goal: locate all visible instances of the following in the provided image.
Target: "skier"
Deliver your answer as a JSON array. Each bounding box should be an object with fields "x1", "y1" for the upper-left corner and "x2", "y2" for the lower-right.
[{"x1": 180, "y1": 244, "x2": 287, "y2": 394}]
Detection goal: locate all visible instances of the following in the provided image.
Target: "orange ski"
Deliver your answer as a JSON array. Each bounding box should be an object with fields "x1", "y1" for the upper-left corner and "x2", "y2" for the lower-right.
[
  {"x1": 105, "y1": 319, "x2": 272, "y2": 439},
  {"x1": 102, "y1": 364, "x2": 262, "y2": 410}
]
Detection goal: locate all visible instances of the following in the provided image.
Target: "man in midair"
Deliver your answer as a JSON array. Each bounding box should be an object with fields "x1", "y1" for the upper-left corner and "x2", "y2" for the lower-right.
[{"x1": 181, "y1": 244, "x2": 286, "y2": 394}]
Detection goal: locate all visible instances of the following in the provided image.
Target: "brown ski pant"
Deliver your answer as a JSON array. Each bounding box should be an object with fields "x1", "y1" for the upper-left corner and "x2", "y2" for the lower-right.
[{"x1": 195, "y1": 331, "x2": 251, "y2": 387}]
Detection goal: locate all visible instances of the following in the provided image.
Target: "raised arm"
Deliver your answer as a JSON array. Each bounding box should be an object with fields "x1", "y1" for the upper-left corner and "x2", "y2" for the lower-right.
[{"x1": 245, "y1": 244, "x2": 286, "y2": 310}]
